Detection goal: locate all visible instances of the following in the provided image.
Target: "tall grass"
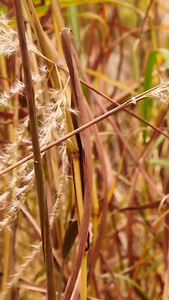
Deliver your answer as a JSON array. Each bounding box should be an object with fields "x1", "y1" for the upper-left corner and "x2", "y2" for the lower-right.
[{"x1": 0, "y1": 1, "x2": 169, "y2": 299}]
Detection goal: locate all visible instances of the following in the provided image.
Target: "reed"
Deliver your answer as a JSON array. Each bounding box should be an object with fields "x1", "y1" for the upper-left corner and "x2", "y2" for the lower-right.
[{"x1": 0, "y1": 1, "x2": 169, "y2": 299}]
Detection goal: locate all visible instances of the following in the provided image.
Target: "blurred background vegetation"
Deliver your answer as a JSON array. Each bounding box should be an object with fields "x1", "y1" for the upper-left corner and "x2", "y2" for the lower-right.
[{"x1": 0, "y1": 0, "x2": 169, "y2": 299}]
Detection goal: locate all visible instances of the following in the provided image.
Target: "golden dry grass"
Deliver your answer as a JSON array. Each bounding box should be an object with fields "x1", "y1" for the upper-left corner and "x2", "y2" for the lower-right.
[{"x1": 0, "y1": 1, "x2": 169, "y2": 299}]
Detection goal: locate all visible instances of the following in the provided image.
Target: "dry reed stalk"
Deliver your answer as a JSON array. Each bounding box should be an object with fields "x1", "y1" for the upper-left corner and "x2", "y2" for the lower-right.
[
  {"x1": 0, "y1": 56, "x2": 8, "y2": 288},
  {"x1": 61, "y1": 28, "x2": 92, "y2": 300},
  {"x1": 13, "y1": 0, "x2": 56, "y2": 299}
]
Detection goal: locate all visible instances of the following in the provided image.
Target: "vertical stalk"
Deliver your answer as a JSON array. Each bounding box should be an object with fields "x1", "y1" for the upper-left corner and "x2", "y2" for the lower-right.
[
  {"x1": 0, "y1": 55, "x2": 14, "y2": 300},
  {"x1": 13, "y1": 0, "x2": 56, "y2": 299},
  {"x1": 61, "y1": 28, "x2": 93, "y2": 300}
]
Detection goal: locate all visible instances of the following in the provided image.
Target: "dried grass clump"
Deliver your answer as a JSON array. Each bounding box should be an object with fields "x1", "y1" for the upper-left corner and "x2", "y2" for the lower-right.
[{"x1": 0, "y1": 1, "x2": 169, "y2": 300}]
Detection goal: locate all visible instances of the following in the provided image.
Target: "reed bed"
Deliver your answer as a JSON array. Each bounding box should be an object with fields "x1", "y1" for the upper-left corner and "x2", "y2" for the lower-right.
[{"x1": 0, "y1": 1, "x2": 169, "y2": 299}]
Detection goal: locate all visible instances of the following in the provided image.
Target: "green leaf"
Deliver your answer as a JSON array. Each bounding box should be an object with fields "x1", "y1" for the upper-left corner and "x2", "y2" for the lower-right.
[
  {"x1": 141, "y1": 50, "x2": 158, "y2": 143},
  {"x1": 114, "y1": 274, "x2": 150, "y2": 300},
  {"x1": 67, "y1": 5, "x2": 80, "y2": 42},
  {"x1": 159, "y1": 48, "x2": 169, "y2": 69},
  {"x1": 148, "y1": 158, "x2": 169, "y2": 167}
]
